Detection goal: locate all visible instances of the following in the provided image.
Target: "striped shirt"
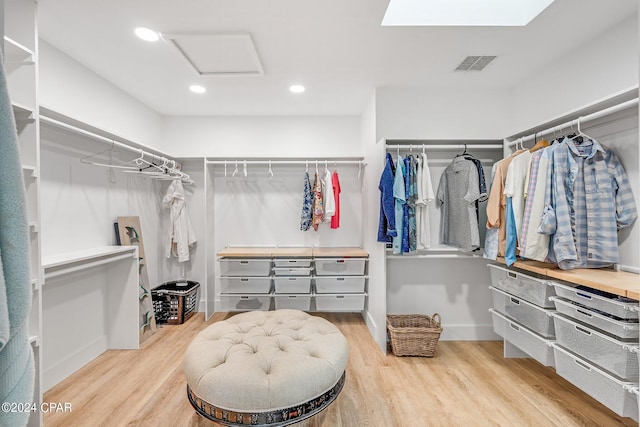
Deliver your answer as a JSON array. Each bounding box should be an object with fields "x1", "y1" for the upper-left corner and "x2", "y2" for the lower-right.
[
  {"x1": 518, "y1": 149, "x2": 544, "y2": 254},
  {"x1": 539, "y1": 138, "x2": 637, "y2": 269}
]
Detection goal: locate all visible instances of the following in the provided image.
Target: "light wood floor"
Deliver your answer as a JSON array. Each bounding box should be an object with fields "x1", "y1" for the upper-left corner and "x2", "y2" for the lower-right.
[{"x1": 44, "y1": 313, "x2": 636, "y2": 427}]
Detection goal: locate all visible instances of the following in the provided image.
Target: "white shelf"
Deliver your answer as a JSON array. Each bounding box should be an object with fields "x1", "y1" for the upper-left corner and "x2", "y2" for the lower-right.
[
  {"x1": 3, "y1": 36, "x2": 34, "y2": 64},
  {"x1": 43, "y1": 246, "x2": 136, "y2": 269},
  {"x1": 43, "y1": 246, "x2": 137, "y2": 280}
]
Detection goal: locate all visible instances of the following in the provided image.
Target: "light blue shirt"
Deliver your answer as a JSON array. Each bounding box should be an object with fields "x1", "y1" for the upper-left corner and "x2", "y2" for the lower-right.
[{"x1": 392, "y1": 156, "x2": 406, "y2": 254}]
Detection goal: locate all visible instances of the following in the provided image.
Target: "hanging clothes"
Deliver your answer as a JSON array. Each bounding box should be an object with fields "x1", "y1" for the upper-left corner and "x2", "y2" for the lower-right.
[
  {"x1": 323, "y1": 168, "x2": 335, "y2": 223},
  {"x1": 503, "y1": 150, "x2": 532, "y2": 244},
  {"x1": 406, "y1": 155, "x2": 418, "y2": 252},
  {"x1": 518, "y1": 148, "x2": 545, "y2": 256},
  {"x1": 437, "y1": 156, "x2": 481, "y2": 252},
  {"x1": 312, "y1": 172, "x2": 324, "y2": 231},
  {"x1": 483, "y1": 162, "x2": 501, "y2": 260},
  {"x1": 330, "y1": 170, "x2": 341, "y2": 229},
  {"x1": 0, "y1": 56, "x2": 34, "y2": 427},
  {"x1": 485, "y1": 149, "x2": 526, "y2": 257},
  {"x1": 300, "y1": 172, "x2": 313, "y2": 231},
  {"x1": 539, "y1": 138, "x2": 637, "y2": 269},
  {"x1": 162, "y1": 179, "x2": 197, "y2": 262},
  {"x1": 504, "y1": 197, "x2": 518, "y2": 266},
  {"x1": 416, "y1": 153, "x2": 435, "y2": 249},
  {"x1": 377, "y1": 153, "x2": 397, "y2": 242},
  {"x1": 463, "y1": 154, "x2": 488, "y2": 222},
  {"x1": 392, "y1": 155, "x2": 405, "y2": 254}
]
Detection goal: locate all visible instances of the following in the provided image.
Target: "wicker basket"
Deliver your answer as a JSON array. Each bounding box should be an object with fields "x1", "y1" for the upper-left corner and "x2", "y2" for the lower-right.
[{"x1": 387, "y1": 314, "x2": 443, "y2": 357}]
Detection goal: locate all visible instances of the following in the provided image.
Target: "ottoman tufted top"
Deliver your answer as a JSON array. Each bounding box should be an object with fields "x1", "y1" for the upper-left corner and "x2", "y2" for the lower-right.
[{"x1": 183, "y1": 309, "x2": 348, "y2": 413}]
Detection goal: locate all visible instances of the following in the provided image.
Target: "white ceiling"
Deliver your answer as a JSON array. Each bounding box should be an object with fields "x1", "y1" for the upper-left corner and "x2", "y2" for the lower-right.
[{"x1": 38, "y1": 0, "x2": 638, "y2": 116}]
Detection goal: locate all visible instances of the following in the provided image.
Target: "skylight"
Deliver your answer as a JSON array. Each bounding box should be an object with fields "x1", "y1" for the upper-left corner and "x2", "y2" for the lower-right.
[{"x1": 381, "y1": 0, "x2": 556, "y2": 27}]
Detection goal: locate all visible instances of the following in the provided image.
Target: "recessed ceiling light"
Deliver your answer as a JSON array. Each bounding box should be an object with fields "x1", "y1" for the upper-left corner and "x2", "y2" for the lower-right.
[
  {"x1": 382, "y1": 0, "x2": 555, "y2": 26},
  {"x1": 189, "y1": 85, "x2": 206, "y2": 94},
  {"x1": 134, "y1": 27, "x2": 160, "y2": 42},
  {"x1": 289, "y1": 84, "x2": 305, "y2": 94}
]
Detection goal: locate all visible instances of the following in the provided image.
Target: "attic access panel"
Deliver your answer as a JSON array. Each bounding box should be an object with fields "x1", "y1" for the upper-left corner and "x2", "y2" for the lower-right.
[{"x1": 166, "y1": 32, "x2": 264, "y2": 76}]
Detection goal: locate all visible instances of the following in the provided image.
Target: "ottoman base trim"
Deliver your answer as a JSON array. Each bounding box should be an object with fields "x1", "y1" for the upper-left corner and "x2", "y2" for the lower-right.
[{"x1": 187, "y1": 371, "x2": 346, "y2": 426}]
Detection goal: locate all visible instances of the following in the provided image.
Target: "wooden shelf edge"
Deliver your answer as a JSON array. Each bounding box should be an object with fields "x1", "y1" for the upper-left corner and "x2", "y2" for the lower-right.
[{"x1": 492, "y1": 257, "x2": 639, "y2": 300}]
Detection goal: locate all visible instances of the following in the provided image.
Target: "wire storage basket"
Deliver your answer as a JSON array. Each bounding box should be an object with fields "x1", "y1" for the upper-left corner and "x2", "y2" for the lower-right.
[{"x1": 387, "y1": 313, "x2": 443, "y2": 357}]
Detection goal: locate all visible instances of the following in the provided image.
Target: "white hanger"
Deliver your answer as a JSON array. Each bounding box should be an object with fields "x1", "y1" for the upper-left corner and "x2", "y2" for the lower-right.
[
  {"x1": 315, "y1": 160, "x2": 318, "y2": 174},
  {"x1": 243, "y1": 160, "x2": 248, "y2": 177},
  {"x1": 224, "y1": 160, "x2": 227, "y2": 177},
  {"x1": 268, "y1": 160, "x2": 274, "y2": 178},
  {"x1": 232, "y1": 160, "x2": 239, "y2": 177},
  {"x1": 305, "y1": 160, "x2": 309, "y2": 173}
]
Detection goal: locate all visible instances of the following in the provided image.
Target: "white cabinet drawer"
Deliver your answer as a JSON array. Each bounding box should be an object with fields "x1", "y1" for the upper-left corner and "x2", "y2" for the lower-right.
[
  {"x1": 274, "y1": 276, "x2": 311, "y2": 294},
  {"x1": 488, "y1": 264, "x2": 555, "y2": 308},
  {"x1": 273, "y1": 258, "x2": 312, "y2": 268},
  {"x1": 315, "y1": 294, "x2": 365, "y2": 311},
  {"x1": 490, "y1": 286, "x2": 556, "y2": 338},
  {"x1": 553, "y1": 345, "x2": 639, "y2": 421},
  {"x1": 219, "y1": 258, "x2": 272, "y2": 277},
  {"x1": 553, "y1": 313, "x2": 639, "y2": 381},
  {"x1": 274, "y1": 295, "x2": 311, "y2": 311},
  {"x1": 552, "y1": 281, "x2": 639, "y2": 320},
  {"x1": 504, "y1": 317, "x2": 555, "y2": 368},
  {"x1": 315, "y1": 258, "x2": 366, "y2": 276},
  {"x1": 315, "y1": 276, "x2": 365, "y2": 293},
  {"x1": 220, "y1": 277, "x2": 272, "y2": 294},
  {"x1": 218, "y1": 295, "x2": 271, "y2": 311}
]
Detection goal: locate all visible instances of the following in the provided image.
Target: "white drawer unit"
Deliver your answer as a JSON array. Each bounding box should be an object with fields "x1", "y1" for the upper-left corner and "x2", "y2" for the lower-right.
[
  {"x1": 552, "y1": 281, "x2": 639, "y2": 320},
  {"x1": 219, "y1": 258, "x2": 272, "y2": 277},
  {"x1": 503, "y1": 315, "x2": 556, "y2": 368},
  {"x1": 314, "y1": 258, "x2": 366, "y2": 276},
  {"x1": 274, "y1": 276, "x2": 311, "y2": 294},
  {"x1": 489, "y1": 308, "x2": 507, "y2": 338},
  {"x1": 273, "y1": 267, "x2": 313, "y2": 276},
  {"x1": 315, "y1": 294, "x2": 365, "y2": 311},
  {"x1": 490, "y1": 286, "x2": 556, "y2": 338},
  {"x1": 315, "y1": 276, "x2": 366, "y2": 293},
  {"x1": 487, "y1": 264, "x2": 555, "y2": 308},
  {"x1": 220, "y1": 277, "x2": 272, "y2": 294},
  {"x1": 274, "y1": 295, "x2": 311, "y2": 311},
  {"x1": 553, "y1": 345, "x2": 639, "y2": 421},
  {"x1": 273, "y1": 258, "x2": 312, "y2": 268},
  {"x1": 553, "y1": 313, "x2": 639, "y2": 381},
  {"x1": 551, "y1": 297, "x2": 639, "y2": 341},
  {"x1": 218, "y1": 295, "x2": 272, "y2": 311}
]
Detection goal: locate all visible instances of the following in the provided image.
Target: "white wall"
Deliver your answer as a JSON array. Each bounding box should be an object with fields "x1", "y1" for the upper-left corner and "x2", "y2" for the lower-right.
[
  {"x1": 509, "y1": 15, "x2": 639, "y2": 134},
  {"x1": 39, "y1": 41, "x2": 164, "y2": 151},
  {"x1": 375, "y1": 87, "x2": 512, "y2": 141},
  {"x1": 162, "y1": 115, "x2": 361, "y2": 158}
]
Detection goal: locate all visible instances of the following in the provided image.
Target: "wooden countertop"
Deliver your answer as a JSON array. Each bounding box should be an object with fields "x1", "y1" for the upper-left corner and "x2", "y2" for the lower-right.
[
  {"x1": 495, "y1": 257, "x2": 639, "y2": 300},
  {"x1": 217, "y1": 247, "x2": 368, "y2": 258}
]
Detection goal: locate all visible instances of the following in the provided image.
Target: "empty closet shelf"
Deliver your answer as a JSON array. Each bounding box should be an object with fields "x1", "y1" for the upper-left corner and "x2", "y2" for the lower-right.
[{"x1": 42, "y1": 246, "x2": 137, "y2": 280}]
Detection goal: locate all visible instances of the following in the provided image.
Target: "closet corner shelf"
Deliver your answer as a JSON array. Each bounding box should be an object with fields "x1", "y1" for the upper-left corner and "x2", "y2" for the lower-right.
[
  {"x1": 3, "y1": 36, "x2": 35, "y2": 63},
  {"x1": 495, "y1": 257, "x2": 639, "y2": 300},
  {"x1": 42, "y1": 246, "x2": 138, "y2": 280}
]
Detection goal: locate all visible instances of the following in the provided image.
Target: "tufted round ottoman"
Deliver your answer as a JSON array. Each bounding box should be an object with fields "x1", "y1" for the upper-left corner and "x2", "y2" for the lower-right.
[{"x1": 184, "y1": 309, "x2": 348, "y2": 426}]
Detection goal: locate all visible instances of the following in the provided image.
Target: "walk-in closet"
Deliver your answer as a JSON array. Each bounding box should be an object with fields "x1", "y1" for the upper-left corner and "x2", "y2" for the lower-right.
[{"x1": 1, "y1": 1, "x2": 638, "y2": 426}]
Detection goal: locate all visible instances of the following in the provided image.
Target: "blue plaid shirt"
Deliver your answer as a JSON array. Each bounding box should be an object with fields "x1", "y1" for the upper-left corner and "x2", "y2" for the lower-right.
[{"x1": 539, "y1": 138, "x2": 637, "y2": 269}]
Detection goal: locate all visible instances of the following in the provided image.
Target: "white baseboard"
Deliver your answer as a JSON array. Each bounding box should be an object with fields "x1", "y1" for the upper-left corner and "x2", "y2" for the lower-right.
[
  {"x1": 439, "y1": 324, "x2": 501, "y2": 341},
  {"x1": 43, "y1": 335, "x2": 108, "y2": 392}
]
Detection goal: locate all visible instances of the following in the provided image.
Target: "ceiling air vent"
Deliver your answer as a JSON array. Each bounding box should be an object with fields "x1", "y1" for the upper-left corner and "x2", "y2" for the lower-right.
[{"x1": 455, "y1": 56, "x2": 496, "y2": 71}]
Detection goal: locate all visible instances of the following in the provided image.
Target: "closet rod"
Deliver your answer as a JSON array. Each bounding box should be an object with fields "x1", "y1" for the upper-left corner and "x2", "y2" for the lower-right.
[
  {"x1": 206, "y1": 159, "x2": 365, "y2": 165},
  {"x1": 40, "y1": 115, "x2": 176, "y2": 164},
  {"x1": 386, "y1": 144, "x2": 503, "y2": 150},
  {"x1": 507, "y1": 98, "x2": 639, "y2": 148}
]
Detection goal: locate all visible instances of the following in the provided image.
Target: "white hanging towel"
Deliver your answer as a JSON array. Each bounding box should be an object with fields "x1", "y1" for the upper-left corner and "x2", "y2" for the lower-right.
[{"x1": 162, "y1": 179, "x2": 197, "y2": 262}]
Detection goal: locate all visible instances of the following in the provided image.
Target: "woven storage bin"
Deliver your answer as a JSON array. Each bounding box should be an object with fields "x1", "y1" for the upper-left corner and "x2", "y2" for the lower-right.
[
  {"x1": 387, "y1": 314, "x2": 443, "y2": 357},
  {"x1": 152, "y1": 280, "x2": 200, "y2": 325}
]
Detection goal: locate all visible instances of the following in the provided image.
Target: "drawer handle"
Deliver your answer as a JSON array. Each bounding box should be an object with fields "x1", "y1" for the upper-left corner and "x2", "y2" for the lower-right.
[
  {"x1": 337, "y1": 295, "x2": 345, "y2": 299},
  {"x1": 288, "y1": 296, "x2": 296, "y2": 299},
  {"x1": 510, "y1": 297, "x2": 520, "y2": 305},
  {"x1": 576, "y1": 309, "x2": 593, "y2": 318},
  {"x1": 574, "y1": 358, "x2": 592, "y2": 372},
  {"x1": 336, "y1": 260, "x2": 345, "y2": 263},
  {"x1": 576, "y1": 292, "x2": 592, "y2": 300},
  {"x1": 575, "y1": 325, "x2": 592, "y2": 336},
  {"x1": 240, "y1": 296, "x2": 249, "y2": 300},
  {"x1": 240, "y1": 278, "x2": 249, "y2": 282},
  {"x1": 240, "y1": 261, "x2": 249, "y2": 264},
  {"x1": 288, "y1": 278, "x2": 296, "y2": 281},
  {"x1": 508, "y1": 272, "x2": 517, "y2": 279},
  {"x1": 509, "y1": 323, "x2": 520, "y2": 332},
  {"x1": 337, "y1": 278, "x2": 345, "y2": 281}
]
